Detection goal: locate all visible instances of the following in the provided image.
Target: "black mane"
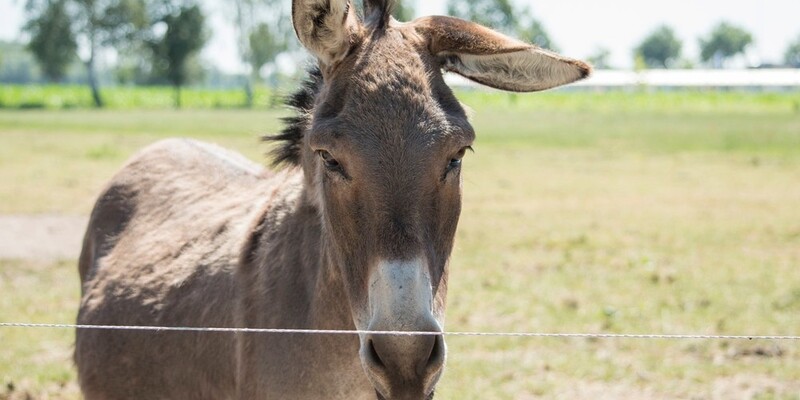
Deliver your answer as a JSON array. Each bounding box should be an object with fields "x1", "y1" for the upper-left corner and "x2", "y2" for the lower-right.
[{"x1": 264, "y1": 67, "x2": 323, "y2": 166}]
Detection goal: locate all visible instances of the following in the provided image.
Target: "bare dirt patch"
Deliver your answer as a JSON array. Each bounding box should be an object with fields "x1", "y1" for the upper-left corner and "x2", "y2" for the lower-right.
[{"x1": 0, "y1": 215, "x2": 87, "y2": 260}]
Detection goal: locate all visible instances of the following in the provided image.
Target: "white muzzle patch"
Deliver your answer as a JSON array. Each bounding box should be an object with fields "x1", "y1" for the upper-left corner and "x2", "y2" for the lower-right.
[{"x1": 367, "y1": 258, "x2": 437, "y2": 331}]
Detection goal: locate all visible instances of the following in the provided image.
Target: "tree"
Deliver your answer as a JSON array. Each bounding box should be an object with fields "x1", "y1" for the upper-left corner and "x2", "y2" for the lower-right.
[
  {"x1": 0, "y1": 41, "x2": 41, "y2": 83},
  {"x1": 587, "y1": 47, "x2": 611, "y2": 69},
  {"x1": 230, "y1": 0, "x2": 292, "y2": 107},
  {"x1": 391, "y1": 2, "x2": 415, "y2": 21},
  {"x1": 233, "y1": 0, "x2": 259, "y2": 106},
  {"x1": 634, "y1": 25, "x2": 682, "y2": 69},
  {"x1": 785, "y1": 34, "x2": 800, "y2": 67},
  {"x1": 447, "y1": 0, "x2": 517, "y2": 34},
  {"x1": 249, "y1": 23, "x2": 284, "y2": 82},
  {"x1": 353, "y1": 2, "x2": 414, "y2": 21},
  {"x1": 249, "y1": 21, "x2": 288, "y2": 106},
  {"x1": 24, "y1": 0, "x2": 77, "y2": 81},
  {"x1": 83, "y1": 0, "x2": 150, "y2": 105},
  {"x1": 25, "y1": 0, "x2": 148, "y2": 106},
  {"x1": 517, "y1": 15, "x2": 557, "y2": 50},
  {"x1": 699, "y1": 22, "x2": 753, "y2": 68},
  {"x1": 148, "y1": 4, "x2": 207, "y2": 108},
  {"x1": 447, "y1": 0, "x2": 555, "y2": 50}
]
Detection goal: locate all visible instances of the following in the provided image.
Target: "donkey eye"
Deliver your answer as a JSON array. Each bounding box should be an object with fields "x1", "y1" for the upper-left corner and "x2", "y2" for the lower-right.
[
  {"x1": 317, "y1": 150, "x2": 340, "y2": 170},
  {"x1": 448, "y1": 158, "x2": 462, "y2": 169},
  {"x1": 446, "y1": 147, "x2": 470, "y2": 172}
]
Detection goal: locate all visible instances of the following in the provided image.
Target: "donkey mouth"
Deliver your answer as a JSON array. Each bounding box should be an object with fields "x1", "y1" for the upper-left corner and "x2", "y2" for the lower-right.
[
  {"x1": 361, "y1": 334, "x2": 444, "y2": 400},
  {"x1": 374, "y1": 389, "x2": 436, "y2": 400}
]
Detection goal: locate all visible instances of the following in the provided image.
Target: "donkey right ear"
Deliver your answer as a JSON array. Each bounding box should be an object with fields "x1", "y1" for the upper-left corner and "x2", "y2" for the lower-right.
[
  {"x1": 413, "y1": 16, "x2": 591, "y2": 92},
  {"x1": 292, "y1": 0, "x2": 363, "y2": 66}
]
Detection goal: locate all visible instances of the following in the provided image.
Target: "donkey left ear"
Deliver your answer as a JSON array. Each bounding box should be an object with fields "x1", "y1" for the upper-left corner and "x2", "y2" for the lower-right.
[
  {"x1": 413, "y1": 16, "x2": 591, "y2": 92},
  {"x1": 292, "y1": 0, "x2": 363, "y2": 66}
]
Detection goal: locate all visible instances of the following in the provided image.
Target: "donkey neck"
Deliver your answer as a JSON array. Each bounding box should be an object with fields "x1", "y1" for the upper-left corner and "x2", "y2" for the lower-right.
[
  {"x1": 238, "y1": 170, "x2": 354, "y2": 331},
  {"x1": 235, "y1": 171, "x2": 372, "y2": 398}
]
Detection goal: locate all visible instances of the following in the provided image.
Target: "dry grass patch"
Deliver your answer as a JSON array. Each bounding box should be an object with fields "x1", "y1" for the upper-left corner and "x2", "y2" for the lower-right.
[
  {"x1": 0, "y1": 259, "x2": 81, "y2": 400},
  {"x1": 0, "y1": 96, "x2": 798, "y2": 398}
]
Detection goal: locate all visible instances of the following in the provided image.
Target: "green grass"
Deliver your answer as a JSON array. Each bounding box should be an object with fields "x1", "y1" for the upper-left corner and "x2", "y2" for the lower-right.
[
  {"x1": 0, "y1": 260, "x2": 81, "y2": 399},
  {"x1": 2, "y1": 84, "x2": 799, "y2": 113},
  {"x1": 1, "y1": 91, "x2": 799, "y2": 398},
  {"x1": 0, "y1": 84, "x2": 280, "y2": 110},
  {"x1": 457, "y1": 89, "x2": 800, "y2": 114},
  {"x1": 0, "y1": 109, "x2": 285, "y2": 213},
  {"x1": 443, "y1": 150, "x2": 800, "y2": 398}
]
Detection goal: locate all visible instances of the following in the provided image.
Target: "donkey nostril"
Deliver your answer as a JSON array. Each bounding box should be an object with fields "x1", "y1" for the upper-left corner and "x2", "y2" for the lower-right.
[
  {"x1": 428, "y1": 335, "x2": 444, "y2": 365},
  {"x1": 419, "y1": 335, "x2": 444, "y2": 375},
  {"x1": 367, "y1": 339, "x2": 386, "y2": 369},
  {"x1": 361, "y1": 333, "x2": 446, "y2": 397}
]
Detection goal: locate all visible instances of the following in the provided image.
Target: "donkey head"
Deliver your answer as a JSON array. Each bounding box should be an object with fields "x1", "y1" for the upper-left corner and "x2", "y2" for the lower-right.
[{"x1": 283, "y1": 1, "x2": 590, "y2": 398}]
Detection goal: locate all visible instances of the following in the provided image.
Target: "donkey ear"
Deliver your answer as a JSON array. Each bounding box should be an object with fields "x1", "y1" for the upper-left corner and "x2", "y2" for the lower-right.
[
  {"x1": 292, "y1": 0, "x2": 362, "y2": 66},
  {"x1": 414, "y1": 16, "x2": 591, "y2": 92}
]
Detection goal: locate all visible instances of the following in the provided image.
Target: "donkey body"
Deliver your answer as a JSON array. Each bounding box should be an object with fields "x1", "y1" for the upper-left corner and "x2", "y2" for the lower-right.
[
  {"x1": 77, "y1": 139, "x2": 370, "y2": 399},
  {"x1": 76, "y1": 1, "x2": 590, "y2": 399}
]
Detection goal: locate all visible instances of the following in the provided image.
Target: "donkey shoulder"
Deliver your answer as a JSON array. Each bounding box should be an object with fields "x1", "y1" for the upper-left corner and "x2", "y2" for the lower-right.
[{"x1": 78, "y1": 138, "x2": 275, "y2": 286}]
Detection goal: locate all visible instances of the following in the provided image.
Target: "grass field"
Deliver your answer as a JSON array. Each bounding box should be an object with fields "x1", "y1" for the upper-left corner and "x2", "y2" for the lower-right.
[
  {"x1": 1, "y1": 90, "x2": 799, "y2": 399},
  {"x1": 0, "y1": 84, "x2": 280, "y2": 110}
]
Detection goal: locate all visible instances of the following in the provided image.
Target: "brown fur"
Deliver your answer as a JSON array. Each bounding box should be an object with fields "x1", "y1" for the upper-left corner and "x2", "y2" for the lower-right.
[{"x1": 75, "y1": 1, "x2": 590, "y2": 399}]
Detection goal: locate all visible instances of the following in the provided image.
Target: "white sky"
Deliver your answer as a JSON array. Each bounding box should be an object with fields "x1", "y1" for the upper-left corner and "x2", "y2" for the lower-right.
[{"x1": 2, "y1": 0, "x2": 799, "y2": 72}]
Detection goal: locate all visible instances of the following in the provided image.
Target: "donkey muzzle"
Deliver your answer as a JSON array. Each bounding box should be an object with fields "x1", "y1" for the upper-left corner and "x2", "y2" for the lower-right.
[{"x1": 360, "y1": 259, "x2": 446, "y2": 399}]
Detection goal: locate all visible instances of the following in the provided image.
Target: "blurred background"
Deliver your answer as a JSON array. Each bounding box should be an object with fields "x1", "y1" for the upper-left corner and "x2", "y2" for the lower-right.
[
  {"x1": 1, "y1": 1, "x2": 799, "y2": 399},
  {"x1": 0, "y1": 0, "x2": 799, "y2": 107}
]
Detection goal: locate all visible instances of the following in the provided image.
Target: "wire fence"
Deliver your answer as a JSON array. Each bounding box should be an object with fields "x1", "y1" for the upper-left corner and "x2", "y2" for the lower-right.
[{"x1": 1, "y1": 322, "x2": 798, "y2": 341}]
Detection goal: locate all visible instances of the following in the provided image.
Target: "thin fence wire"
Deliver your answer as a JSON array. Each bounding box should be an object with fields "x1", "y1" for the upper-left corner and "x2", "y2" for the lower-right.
[{"x1": 1, "y1": 323, "x2": 798, "y2": 341}]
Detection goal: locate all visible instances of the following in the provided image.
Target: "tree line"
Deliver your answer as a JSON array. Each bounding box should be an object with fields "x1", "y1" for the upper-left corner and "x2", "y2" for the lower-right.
[
  {"x1": 632, "y1": 22, "x2": 798, "y2": 70},
  {"x1": 22, "y1": 0, "x2": 294, "y2": 107},
  {"x1": 12, "y1": 0, "x2": 800, "y2": 108}
]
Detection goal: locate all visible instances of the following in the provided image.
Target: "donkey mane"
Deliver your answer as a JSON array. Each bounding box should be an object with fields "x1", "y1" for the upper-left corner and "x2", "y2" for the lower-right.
[{"x1": 264, "y1": 67, "x2": 323, "y2": 166}]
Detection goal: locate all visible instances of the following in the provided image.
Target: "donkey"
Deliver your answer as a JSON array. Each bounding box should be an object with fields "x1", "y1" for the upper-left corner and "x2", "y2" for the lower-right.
[{"x1": 75, "y1": 0, "x2": 590, "y2": 398}]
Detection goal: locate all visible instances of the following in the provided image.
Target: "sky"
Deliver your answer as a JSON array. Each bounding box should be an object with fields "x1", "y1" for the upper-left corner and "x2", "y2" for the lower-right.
[{"x1": 2, "y1": 0, "x2": 799, "y2": 72}]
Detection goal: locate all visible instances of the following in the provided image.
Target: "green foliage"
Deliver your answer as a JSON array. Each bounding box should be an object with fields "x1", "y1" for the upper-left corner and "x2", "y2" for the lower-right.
[
  {"x1": 446, "y1": 0, "x2": 556, "y2": 49},
  {"x1": 699, "y1": 22, "x2": 753, "y2": 68},
  {"x1": 517, "y1": 16, "x2": 557, "y2": 50},
  {"x1": 0, "y1": 84, "x2": 279, "y2": 109},
  {"x1": 447, "y1": 0, "x2": 517, "y2": 34},
  {"x1": 90, "y1": 0, "x2": 149, "y2": 46},
  {"x1": 23, "y1": 0, "x2": 77, "y2": 82},
  {"x1": 586, "y1": 47, "x2": 611, "y2": 69},
  {"x1": 249, "y1": 23, "x2": 287, "y2": 82},
  {"x1": 229, "y1": 0, "x2": 292, "y2": 107},
  {"x1": 453, "y1": 90, "x2": 800, "y2": 116},
  {"x1": 0, "y1": 41, "x2": 42, "y2": 83},
  {"x1": 391, "y1": 2, "x2": 415, "y2": 21},
  {"x1": 147, "y1": 4, "x2": 207, "y2": 107},
  {"x1": 635, "y1": 25, "x2": 682, "y2": 69},
  {"x1": 785, "y1": 34, "x2": 800, "y2": 67},
  {"x1": 352, "y1": 1, "x2": 415, "y2": 21},
  {"x1": 2, "y1": 86, "x2": 799, "y2": 114},
  {"x1": 23, "y1": 0, "x2": 150, "y2": 106}
]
